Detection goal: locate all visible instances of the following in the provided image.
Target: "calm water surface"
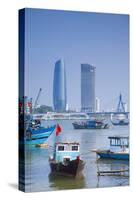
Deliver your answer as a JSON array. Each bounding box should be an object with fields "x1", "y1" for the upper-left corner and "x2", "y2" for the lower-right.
[{"x1": 25, "y1": 119, "x2": 129, "y2": 192}]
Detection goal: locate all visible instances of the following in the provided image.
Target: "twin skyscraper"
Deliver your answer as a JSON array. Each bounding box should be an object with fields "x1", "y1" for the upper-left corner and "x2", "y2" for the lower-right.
[{"x1": 53, "y1": 59, "x2": 95, "y2": 113}]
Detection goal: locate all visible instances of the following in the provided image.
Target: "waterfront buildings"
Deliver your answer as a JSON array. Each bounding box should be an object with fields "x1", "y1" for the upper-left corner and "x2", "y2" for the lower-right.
[
  {"x1": 81, "y1": 64, "x2": 95, "y2": 113},
  {"x1": 53, "y1": 59, "x2": 67, "y2": 112},
  {"x1": 123, "y1": 103, "x2": 127, "y2": 112},
  {"x1": 95, "y1": 97, "x2": 100, "y2": 112}
]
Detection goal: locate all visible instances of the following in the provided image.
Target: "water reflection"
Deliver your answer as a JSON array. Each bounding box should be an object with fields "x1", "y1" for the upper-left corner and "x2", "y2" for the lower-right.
[
  {"x1": 96, "y1": 159, "x2": 129, "y2": 188},
  {"x1": 48, "y1": 173, "x2": 86, "y2": 190}
]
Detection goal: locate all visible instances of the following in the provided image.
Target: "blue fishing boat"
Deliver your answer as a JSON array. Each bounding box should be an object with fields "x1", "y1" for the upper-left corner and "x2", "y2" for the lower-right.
[
  {"x1": 49, "y1": 142, "x2": 85, "y2": 178},
  {"x1": 19, "y1": 113, "x2": 56, "y2": 145},
  {"x1": 25, "y1": 124, "x2": 56, "y2": 145},
  {"x1": 95, "y1": 136, "x2": 129, "y2": 160},
  {"x1": 19, "y1": 91, "x2": 56, "y2": 145},
  {"x1": 72, "y1": 119, "x2": 109, "y2": 129}
]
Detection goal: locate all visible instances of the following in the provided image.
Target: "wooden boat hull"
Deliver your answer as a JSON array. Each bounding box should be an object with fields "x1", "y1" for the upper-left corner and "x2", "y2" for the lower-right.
[
  {"x1": 49, "y1": 159, "x2": 85, "y2": 178},
  {"x1": 72, "y1": 123, "x2": 109, "y2": 129},
  {"x1": 111, "y1": 122, "x2": 129, "y2": 126},
  {"x1": 20, "y1": 125, "x2": 56, "y2": 145},
  {"x1": 96, "y1": 151, "x2": 129, "y2": 160}
]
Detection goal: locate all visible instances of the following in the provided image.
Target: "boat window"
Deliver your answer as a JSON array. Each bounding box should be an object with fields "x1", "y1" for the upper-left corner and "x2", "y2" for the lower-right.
[
  {"x1": 111, "y1": 139, "x2": 121, "y2": 146},
  {"x1": 110, "y1": 138, "x2": 129, "y2": 147},
  {"x1": 72, "y1": 146, "x2": 78, "y2": 151},
  {"x1": 117, "y1": 139, "x2": 121, "y2": 146},
  {"x1": 121, "y1": 139, "x2": 129, "y2": 147},
  {"x1": 58, "y1": 146, "x2": 64, "y2": 151}
]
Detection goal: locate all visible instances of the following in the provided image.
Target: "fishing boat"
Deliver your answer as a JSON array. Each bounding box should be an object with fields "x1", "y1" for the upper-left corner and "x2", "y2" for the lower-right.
[
  {"x1": 72, "y1": 119, "x2": 109, "y2": 129},
  {"x1": 25, "y1": 123, "x2": 56, "y2": 145},
  {"x1": 112, "y1": 120, "x2": 129, "y2": 126},
  {"x1": 49, "y1": 142, "x2": 85, "y2": 178},
  {"x1": 111, "y1": 113, "x2": 129, "y2": 126},
  {"x1": 111, "y1": 117, "x2": 129, "y2": 126},
  {"x1": 95, "y1": 136, "x2": 129, "y2": 160},
  {"x1": 19, "y1": 112, "x2": 56, "y2": 145},
  {"x1": 19, "y1": 90, "x2": 56, "y2": 145}
]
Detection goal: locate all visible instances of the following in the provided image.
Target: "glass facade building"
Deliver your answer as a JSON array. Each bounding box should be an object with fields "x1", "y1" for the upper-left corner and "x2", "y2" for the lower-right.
[
  {"x1": 81, "y1": 64, "x2": 95, "y2": 113},
  {"x1": 53, "y1": 59, "x2": 67, "y2": 112}
]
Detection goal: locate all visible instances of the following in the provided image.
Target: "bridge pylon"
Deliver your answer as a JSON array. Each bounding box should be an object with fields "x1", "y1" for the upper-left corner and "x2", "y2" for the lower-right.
[{"x1": 116, "y1": 93, "x2": 125, "y2": 113}]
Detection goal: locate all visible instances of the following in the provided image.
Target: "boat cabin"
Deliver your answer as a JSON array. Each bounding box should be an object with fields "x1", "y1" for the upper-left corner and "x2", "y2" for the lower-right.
[
  {"x1": 54, "y1": 142, "x2": 80, "y2": 163},
  {"x1": 108, "y1": 136, "x2": 129, "y2": 148}
]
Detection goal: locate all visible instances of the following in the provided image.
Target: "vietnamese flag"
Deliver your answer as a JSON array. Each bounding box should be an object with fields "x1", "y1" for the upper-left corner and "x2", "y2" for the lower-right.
[{"x1": 56, "y1": 124, "x2": 62, "y2": 136}]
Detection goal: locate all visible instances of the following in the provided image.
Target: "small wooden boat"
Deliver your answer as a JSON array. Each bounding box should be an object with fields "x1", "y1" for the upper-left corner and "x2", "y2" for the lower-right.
[
  {"x1": 72, "y1": 119, "x2": 109, "y2": 129},
  {"x1": 25, "y1": 124, "x2": 56, "y2": 145},
  {"x1": 19, "y1": 118, "x2": 56, "y2": 145},
  {"x1": 95, "y1": 136, "x2": 129, "y2": 160},
  {"x1": 49, "y1": 142, "x2": 85, "y2": 178}
]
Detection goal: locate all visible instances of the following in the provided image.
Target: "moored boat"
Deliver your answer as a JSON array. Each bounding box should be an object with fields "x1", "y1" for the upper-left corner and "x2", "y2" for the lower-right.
[
  {"x1": 72, "y1": 119, "x2": 109, "y2": 129},
  {"x1": 111, "y1": 120, "x2": 129, "y2": 126},
  {"x1": 95, "y1": 136, "x2": 129, "y2": 160},
  {"x1": 19, "y1": 115, "x2": 56, "y2": 145},
  {"x1": 25, "y1": 124, "x2": 56, "y2": 145},
  {"x1": 111, "y1": 113, "x2": 129, "y2": 126},
  {"x1": 19, "y1": 94, "x2": 56, "y2": 145},
  {"x1": 49, "y1": 142, "x2": 85, "y2": 178}
]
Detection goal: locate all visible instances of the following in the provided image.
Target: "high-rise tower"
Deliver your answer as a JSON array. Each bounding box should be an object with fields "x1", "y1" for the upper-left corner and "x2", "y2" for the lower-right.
[
  {"x1": 81, "y1": 64, "x2": 95, "y2": 113},
  {"x1": 53, "y1": 59, "x2": 67, "y2": 112}
]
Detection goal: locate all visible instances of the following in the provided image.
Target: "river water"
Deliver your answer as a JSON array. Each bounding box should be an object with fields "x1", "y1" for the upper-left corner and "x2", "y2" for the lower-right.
[{"x1": 24, "y1": 119, "x2": 129, "y2": 192}]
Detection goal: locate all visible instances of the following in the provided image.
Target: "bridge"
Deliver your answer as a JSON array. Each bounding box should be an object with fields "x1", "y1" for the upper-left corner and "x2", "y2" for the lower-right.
[
  {"x1": 88, "y1": 93, "x2": 129, "y2": 117},
  {"x1": 87, "y1": 111, "x2": 129, "y2": 115},
  {"x1": 33, "y1": 93, "x2": 129, "y2": 120},
  {"x1": 33, "y1": 111, "x2": 129, "y2": 121}
]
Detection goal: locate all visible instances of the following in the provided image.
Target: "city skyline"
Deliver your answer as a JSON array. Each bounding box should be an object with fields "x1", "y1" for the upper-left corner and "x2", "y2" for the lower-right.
[{"x1": 25, "y1": 8, "x2": 129, "y2": 111}]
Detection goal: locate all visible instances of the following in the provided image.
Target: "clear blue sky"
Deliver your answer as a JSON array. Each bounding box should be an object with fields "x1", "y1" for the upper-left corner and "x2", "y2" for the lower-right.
[{"x1": 24, "y1": 8, "x2": 129, "y2": 111}]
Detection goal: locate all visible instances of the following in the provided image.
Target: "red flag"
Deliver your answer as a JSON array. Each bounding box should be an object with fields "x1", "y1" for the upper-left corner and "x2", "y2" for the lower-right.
[{"x1": 56, "y1": 124, "x2": 62, "y2": 136}]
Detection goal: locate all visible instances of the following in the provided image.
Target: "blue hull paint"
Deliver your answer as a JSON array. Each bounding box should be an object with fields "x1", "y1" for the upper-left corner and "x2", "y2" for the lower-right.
[
  {"x1": 28, "y1": 126, "x2": 56, "y2": 139},
  {"x1": 31, "y1": 131, "x2": 52, "y2": 139},
  {"x1": 21, "y1": 125, "x2": 56, "y2": 145},
  {"x1": 25, "y1": 137, "x2": 49, "y2": 145},
  {"x1": 72, "y1": 120, "x2": 109, "y2": 129},
  {"x1": 97, "y1": 152, "x2": 129, "y2": 160},
  {"x1": 28, "y1": 125, "x2": 55, "y2": 134}
]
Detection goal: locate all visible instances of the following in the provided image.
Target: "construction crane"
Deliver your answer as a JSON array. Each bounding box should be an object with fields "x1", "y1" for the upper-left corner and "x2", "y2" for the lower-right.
[{"x1": 32, "y1": 88, "x2": 42, "y2": 114}]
